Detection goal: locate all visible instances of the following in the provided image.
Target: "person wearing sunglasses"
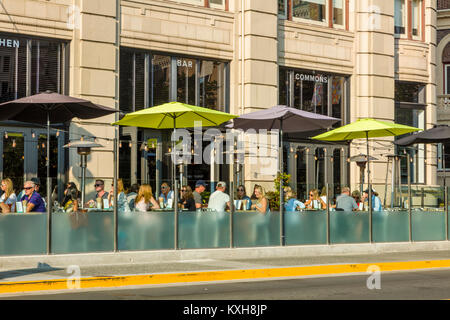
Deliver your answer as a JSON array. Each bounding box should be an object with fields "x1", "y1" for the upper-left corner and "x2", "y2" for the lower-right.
[
  {"x1": 86, "y1": 179, "x2": 108, "y2": 207},
  {"x1": 159, "y1": 182, "x2": 174, "y2": 209},
  {"x1": 235, "y1": 185, "x2": 251, "y2": 210},
  {"x1": 304, "y1": 189, "x2": 327, "y2": 210},
  {"x1": 20, "y1": 181, "x2": 46, "y2": 213},
  {"x1": 179, "y1": 185, "x2": 196, "y2": 211}
]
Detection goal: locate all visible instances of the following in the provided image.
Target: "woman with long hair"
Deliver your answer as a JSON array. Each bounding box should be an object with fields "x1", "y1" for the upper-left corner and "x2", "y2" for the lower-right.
[
  {"x1": 63, "y1": 186, "x2": 79, "y2": 213},
  {"x1": 284, "y1": 186, "x2": 305, "y2": 211},
  {"x1": 135, "y1": 184, "x2": 160, "y2": 212},
  {"x1": 304, "y1": 188, "x2": 327, "y2": 209},
  {"x1": 179, "y1": 185, "x2": 196, "y2": 211},
  {"x1": 109, "y1": 178, "x2": 129, "y2": 212},
  {"x1": 250, "y1": 185, "x2": 269, "y2": 213},
  {"x1": 0, "y1": 178, "x2": 16, "y2": 213}
]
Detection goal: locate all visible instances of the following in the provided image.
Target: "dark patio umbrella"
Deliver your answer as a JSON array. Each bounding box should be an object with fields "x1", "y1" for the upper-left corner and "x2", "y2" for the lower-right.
[
  {"x1": 228, "y1": 105, "x2": 340, "y2": 244},
  {"x1": 0, "y1": 91, "x2": 117, "y2": 251},
  {"x1": 395, "y1": 124, "x2": 450, "y2": 188}
]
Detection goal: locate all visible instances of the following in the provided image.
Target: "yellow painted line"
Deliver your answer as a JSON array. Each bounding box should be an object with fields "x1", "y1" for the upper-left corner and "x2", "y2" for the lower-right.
[{"x1": 1, "y1": 259, "x2": 450, "y2": 294}]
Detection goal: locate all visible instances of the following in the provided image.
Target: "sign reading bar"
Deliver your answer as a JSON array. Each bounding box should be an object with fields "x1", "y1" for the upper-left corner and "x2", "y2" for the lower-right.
[{"x1": 0, "y1": 39, "x2": 20, "y2": 48}]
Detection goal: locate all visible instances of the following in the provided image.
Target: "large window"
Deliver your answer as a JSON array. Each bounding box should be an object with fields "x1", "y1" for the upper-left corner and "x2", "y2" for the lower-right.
[
  {"x1": 279, "y1": 68, "x2": 348, "y2": 127},
  {"x1": 279, "y1": 0, "x2": 346, "y2": 28},
  {"x1": 395, "y1": 81, "x2": 426, "y2": 184},
  {"x1": 395, "y1": 0, "x2": 423, "y2": 39},
  {"x1": 120, "y1": 48, "x2": 229, "y2": 113},
  {"x1": 0, "y1": 34, "x2": 67, "y2": 103}
]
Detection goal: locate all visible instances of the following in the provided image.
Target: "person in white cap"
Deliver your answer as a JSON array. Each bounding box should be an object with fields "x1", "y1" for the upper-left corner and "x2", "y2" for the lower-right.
[{"x1": 207, "y1": 181, "x2": 231, "y2": 212}]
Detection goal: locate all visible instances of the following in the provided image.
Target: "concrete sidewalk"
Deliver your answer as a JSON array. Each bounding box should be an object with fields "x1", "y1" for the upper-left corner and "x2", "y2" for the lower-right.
[{"x1": 1, "y1": 241, "x2": 450, "y2": 294}]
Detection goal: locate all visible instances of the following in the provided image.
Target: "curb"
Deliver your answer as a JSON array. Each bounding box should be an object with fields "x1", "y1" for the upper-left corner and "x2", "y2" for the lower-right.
[{"x1": 1, "y1": 259, "x2": 450, "y2": 295}]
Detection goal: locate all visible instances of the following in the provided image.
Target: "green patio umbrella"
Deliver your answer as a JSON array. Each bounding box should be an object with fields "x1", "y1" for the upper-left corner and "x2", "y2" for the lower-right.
[
  {"x1": 112, "y1": 101, "x2": 237, "y2": 213},
  {"x1": 311, "y1": 118, "x2": 420, "y2": 241}
]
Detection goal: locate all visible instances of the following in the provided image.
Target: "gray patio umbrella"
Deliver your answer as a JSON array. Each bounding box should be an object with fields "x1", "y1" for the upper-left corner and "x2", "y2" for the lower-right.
[
  {"x1": 0, "y1": 91, "x2": 117, "y2": 252},
  {"x1": 395, "y1": 124, "x2": 450, "y2": 188},
  {"x1": 228, "y1": 105, "x2": 340, "y2": 245}
]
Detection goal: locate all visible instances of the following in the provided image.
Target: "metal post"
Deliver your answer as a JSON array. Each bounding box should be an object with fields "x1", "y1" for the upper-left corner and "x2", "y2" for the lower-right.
[
  {"x1": 366, "y1": 132, "x2": 372, "y2": 243},
  {"x1": 113, "y1": 136, "x2": 118, "y2": 252},
  {"x1": 279, "y1": 124, "x2": 284, "y2": 246},
  {"x1": 326, "y1": 183, "x2": 330, "y2": 245},
  {"x1": 446, "y1": 185, "x2": 448, "y2": 241},
  {"x1": 173, "y1": 118, "x2": 179, "y2": 250},
  {"x1": 80, "y1": 154, "x2": 87, "y2": 209},
  {"x1": 46, "y1": 112, "x2": 52, "y2": 255},
  {"x1": 229, "y1": 179, "x2": 234, "y2": 248},
  {"x1": 407, "y1": 153, "x2": 412, "y2": 242}
]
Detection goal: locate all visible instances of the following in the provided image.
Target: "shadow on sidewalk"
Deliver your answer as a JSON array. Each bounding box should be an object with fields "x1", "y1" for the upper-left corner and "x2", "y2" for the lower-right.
[{"x1": 0, "y1": 263, "x2": 64, "y2": 281}]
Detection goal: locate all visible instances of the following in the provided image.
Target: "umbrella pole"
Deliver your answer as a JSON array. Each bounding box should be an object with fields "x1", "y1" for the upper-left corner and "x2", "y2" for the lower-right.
[
  {"x1": 46, "y1": 111, "x2": 52, "y2": 255},
  {"x1": 173, "y1": 117, "x2": 179, "y2": 250},
  {"x1": 366, "y1": 132, "x2": 372, "y2": 243},
  {"x1": 279, "y1": 121, "x2": 284, "y2": 246},
  {"x1": 443, "y1": 144, "x2": 448, "y2": 240}
]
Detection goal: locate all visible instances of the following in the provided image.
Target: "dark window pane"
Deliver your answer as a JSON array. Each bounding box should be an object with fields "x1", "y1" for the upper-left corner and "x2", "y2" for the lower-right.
[
  {"x1": 296, "y1": 147, "x2": 307, "y2": 201},
  {"x1": 38, "y1": 41, "x2": 60, "y2": 93},
  {"x1": 17, "y1": 40, "x2": 27, "y2": 99},
  {"x1": 331, "y1": 77, "x2": 343, "y2": 127},
  {"x1": 292, "y1": 0, "x2": 326, "y2": 22},
  {"x1": 3, "y1": 133, "x2": 24, "y2": 193},
  {"x1": 177, "y1": 58, "x2": 196, "y2": 105},
  {"x1": 152, "y1": 54, "x2": 170, "y2": 106},
  {"x1": 279, "y1": 68, "x2": 288, "y2": 106},
  {"x1": 37, "y1": 134, "x2": 58, "y2": 198},
  {"x1": 279, "y1": 0, "x2": 286, "y2": 16},
  {"x1": 0, "y1": 45, "x2": 16, "y2": 102},
  {"x1": 199, "y1": 60, "x2": 225, "y2": 111},
  {"x1": 135, "y1": 52, "x2": 145, "y2": 111},
  {"x1": 119, "y1": 50, "x2": 134, "y2": 112},
  {"x1": 395, "y1": 82, "x2": 422, "y2": 103}
]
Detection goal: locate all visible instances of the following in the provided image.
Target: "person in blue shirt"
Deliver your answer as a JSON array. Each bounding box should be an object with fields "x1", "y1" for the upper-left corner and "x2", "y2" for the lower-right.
[
  {"x1": 363, "y1": 188, "x2": 382, "y2": 211},
  {"x1": 159, "y1": 182, "x2": 174, "y2": 208},
  {"x1": 284, "y1": 186, "x2": 306, "y2": 211},
  {"x1": 235, "y1": 185, "x2": 252, "y2": 210},
  {"x1": 21, "y1": 180, "x2": 46, "y2": 213}
]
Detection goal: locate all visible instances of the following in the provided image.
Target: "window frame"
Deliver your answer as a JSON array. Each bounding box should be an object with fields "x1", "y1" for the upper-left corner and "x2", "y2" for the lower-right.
[
  {"x1": 331, "y1": 0, "x2": 346, "y2": 29},
  {"x1": 208, "y1": 0, "x2": 225, "y2": 10},
  {"x1": 395, "y1": 0, "x2": 424, "y2": 41},
  {"x1": 395, "y1": 0, "x2": 407, "y2": 37},
  {"x1": 291, "y1": 0, "x2": 329, "y2": 27}
]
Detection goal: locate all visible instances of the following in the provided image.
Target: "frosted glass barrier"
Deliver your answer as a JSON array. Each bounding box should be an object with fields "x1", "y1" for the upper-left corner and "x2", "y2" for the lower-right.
[
  {"x1": 372, "y1": 210, "x2": 409, "y2": 243},
  {"x1": 412, "y1": 210, "x2": 446, "y2": 241},
  {"x1": 0, "y1": 213, "x2": 47, "y2": 255},
  {"x1": 51, "y1": 211, "x2": 114, "y2": 254},
  {"x1": 284, "y1": 210, "x2": 327, "y2": 245},
  {"x1": 233, "y1": 211, "x2": 280, "y2": 247},
  {"x1": 330, "y1": 210, "x2": 369, "y2": 243},
  {"x1": 118, "y1": 211, "x2": 174, "y2": 251},
  {"x1": 178, "y1": 210, "x2": 230, "y2": 249}
]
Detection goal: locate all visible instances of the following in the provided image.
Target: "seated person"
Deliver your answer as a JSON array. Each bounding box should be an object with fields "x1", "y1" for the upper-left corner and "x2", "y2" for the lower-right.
[
  {"x1": 193, "y1": 180, "x2": 207, "y2": 209},
  {"x1": 0, "y1": 178, "x2": 17, "y2": 213},
  {"x1": 86, "y1": 179, "x2": 108, "y2": 207},
  {"x1": 235, "y1": 185, "x2": 252, "y2": 210},
  {"x1": 20, "y1": 181, "x2": 46, "y2": 213},
  {"x1": 284, "y1": 186, "x2": 305, "y2": 211},
  {"x1": 335, "y1": 186, "x2": 358, "y2": 212},
  {"x1": 251, "y1": 185, "x2": 269, "y2": 213},
  {"x1": 63, "y1": 186, "x2": 79, "y2": 213},
  {"x1": 362, "y1": 188, "x2": 382, "y2": 211},
  {"x1": 127, "y1": 183, "x2": 140, "y2": 211},
  {"x1": 179, "y1": 185, "x2": 196, "y2": 211},
  {"x1": 207, "y1": 181, "x2": 231, "y2": 212},
  {"x1": 159, "y1": 182, "x2": 174, "y2": 208},
  {"x1": 304, "y1": 189, "x2": 327, "y2": 209},
  {"x1": 135, "y1": 184, "x2": 160, "y2": 212}
]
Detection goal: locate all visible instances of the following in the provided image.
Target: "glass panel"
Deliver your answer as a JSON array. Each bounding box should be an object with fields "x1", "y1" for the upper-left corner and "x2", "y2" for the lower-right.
[
  {"x1": 333, "y1": 0, "x2": 344, "y2": 25},
  {"x1": 199, "y1": 60, "x2": 225, "y2": 112},
  {"x1": 151, "y1": 54, "x2": 171, "y2": 107},
  {"x1": 37, "y1": 41, "x2": 60, "y2": 93},
  {"x1": 177, "y1": 57, "x2": 196, "y2": 105},
  {"x1": 37, "y1": 134, "x2": 58, "y2": 198},
  {"x1": 395, "y1": 0, "x2": 405, "y2": 34},
  {"x1": 330, "y1": 211, "x2": 369, "y2": 243},
  {"x1": 284, "y1": 210, "x2": 327, "y2": 245},
  {"x1": 135, "y1": 52, "x2": 146, "y2": 111},
  {"x1": 412, "y1": 0, "x2": 421, "y2": 37},
  {"x1": 119, "y1": 135, "x2": 132, "y2": 188},
  {"x1": 119, "y1": 50, "x2": 134, "y2": 112},
  {"x1": 395, "y1": 82, "x2": 422, "y2": 103},
  {"x1": 296, "y1": 148, "x2": 307, "y2": 201},
  {"x1": 210, "y1": 0, "x2": 224, "y2": 5},
  {"x1": 279, "y1": 68, "x2": 288, "y2": 106},
  {"x1": 0, "y1": 213, "x2": 47, "y2": 255},
  {"x1": 331, "y1": 77, "x2": 343, "y2": 127},
  {"x1": 279, "y1": 0, "x2": 286, "y2": 16},
  {"x1": 119, "y1": 211, "x2": 174, "y2": 250},
  {"x1": 178, "y1": 211, "x2": 230, "y2": 249},
  {"x1": 51, "y1": 211, "x2": 114, "y2": 254},
  {"x1": 292, "y1": 0, "x2": 326, "y2": 22},
  {"x1": 233, "y1": 211, "x2": 280, "y2": 247},
  {"x1": 412, "y1": 210, "x2": 446, "y2": 241},
  {"x1": 293, "y1": 72, "x2": 328, "y2": 114},
  {"x1": 3, "y1": 132, "x2": 24, "y2": 193},
  {"x1": 17, "y1": 40, "x2": 27, "y2": 99},
  {"x1": 446, "y1": 65, "x2": 450, "y2": 94},
  {"x1": 372, "y1": 210, "x2": 409, "y2": 242}
]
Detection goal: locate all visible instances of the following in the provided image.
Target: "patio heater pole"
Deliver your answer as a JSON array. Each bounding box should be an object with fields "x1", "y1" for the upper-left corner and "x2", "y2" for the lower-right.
[
  {"x1": 366, "y1": 132, "x2": 372, "y2": 243},
  {"x1": 113, "y1": 135, "x2": 118, "y2": 252},
  {"x1": 407, "y1": 152, "x2": 412, "y2": 242},
  {"x1": 279, "y1": 120, "x2": 284, "y2": 246},
  {"x1": 46, "y1": 111, "x2": 52, "y2": 255}
]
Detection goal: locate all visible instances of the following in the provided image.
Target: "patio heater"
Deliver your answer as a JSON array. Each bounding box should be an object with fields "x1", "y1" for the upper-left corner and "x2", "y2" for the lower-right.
[
  {"x1": 350, "y1": 154, "x2": 378, "y2": 194},
  {"x1": 64, "y1": 140, "x2": 104, "y2": 209}
]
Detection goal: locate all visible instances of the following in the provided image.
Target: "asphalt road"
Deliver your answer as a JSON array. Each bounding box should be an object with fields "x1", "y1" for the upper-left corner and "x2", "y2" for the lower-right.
[{"x1": 3, "y1": 268, "x2": 450, "y2": 300}]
